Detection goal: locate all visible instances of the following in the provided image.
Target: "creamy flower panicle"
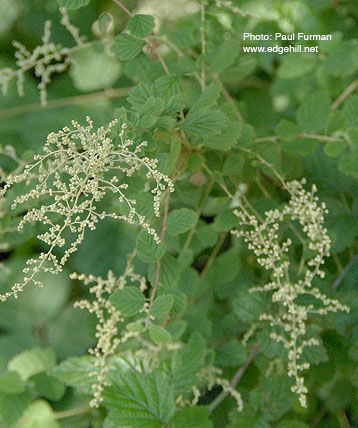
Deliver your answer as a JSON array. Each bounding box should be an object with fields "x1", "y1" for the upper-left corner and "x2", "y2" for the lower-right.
[
  {"x1": 0, "y1": 117, "x2": 174, "y2": 301},
  {"x1": 232, "y1": 178, "x2": 349, "y2": 407}
]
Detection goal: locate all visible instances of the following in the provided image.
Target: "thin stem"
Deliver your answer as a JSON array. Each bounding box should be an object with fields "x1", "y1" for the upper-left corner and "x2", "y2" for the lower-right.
[
  {"x1": 255, "y1": 134, "x2": 343, "y2": 143},
  {"x1": 332, "y1": 255, "x2": 358, "y2": 290},
  {"x1": 1, "y1": 87, "x2": 131, "y2": 118},
  {"x1": 209, "y1": 344, "x2": 259, "y2": 412},
  {"x1": 183, "y1": 181, "x2": 214, "y2": 251},
  {"x1": 200, "y1": 233, "x2": 227, "y2": 280},
  {"x1": 112, "y1": 0, "x2": 134, "y2": 17},
  {"x1": 332, "y1": 79, "x2": 358, "y2": 112},
  {"x1": 200, "y1": 2, "x2": 206, "y2": 91},
  {"x1": 145, "y1": 188, "x2": 171, "y2": 326},
  {"x1": 54, "y1": 406, "x2": 91, "y2": 419}
]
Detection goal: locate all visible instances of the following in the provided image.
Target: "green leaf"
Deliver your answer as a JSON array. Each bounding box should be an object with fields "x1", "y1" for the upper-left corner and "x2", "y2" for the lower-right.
[
  {"x1": 10, "y1": 399, "x2": 60, "y2": 428},
  {"x1": 111, "y1": 34, "x2": 146, "y2": 61},
  {"x1": 52, "y1": 355, "x2": 97, "y2": 395},
  {"x1": 167, "y1": 208, "x2": 198, "y2": 236},
  {"x1": 277, "y1": 54, "x2": 317, "y2": 79},
  {"x1": 324, "y1": 140, "x2": 346, "y2": 158},
  {"x1": 137, "y1": 97, "x2": 165, "y2": 129},
  {"x1": 275, "y1": 119, "x2": 300, "y2": 142},
  {"x1": 301, "y1": 344, "x2": 329, "y2": 365},
  {"x1": 103, "y1": 370, "x2": 175, "y2": 428},
  {"x1": 8, "y1": 348, "x2": 56, "y2": 381},
  {"x1": 154, "y1": 75, "x2": 181, "y2": 100},
  {"x1": 213, "y1": 210, "x2": 239, "y2": 232},
  {"x1": 128, "y1": 83, "x2": 154, "y2": 110},
  {"x1": 343, "y1": 95, "x2": 358, "y2": 127},
  {"x1": 31, "y1": 372, "x2": 66, "y2": 402},
  {"x1": 181, "y1": 109, "x2": 227, "y2": 137},
  {"x1": 208, "y1": 39, "x2": 239, "y2": 74},
  {"x1": 162, "y1": 333, "x2": 205, "y2": 396},
  {"x1": 233, "y1": 289, "x2": 267, "y2": 322},
  {"x1": 296, "y1": 91, "x2": 331, "y2": 133},
  {"x1": 338, "y1": 149, "x2": 358, "y2": 177},
  {"x1": 136, "y1": 230, "x2": 166, "y2": 263},
  {"x1": 128, "y1": 14, "x2": 155, "y2": 38},
  {"x1": 148, "y1": 255, "x2": 181, "y2": 287},
  {"x1": 109, "y1": 287, "x2": 145, "y2": 317},
  {"x1": 168, "y1": 407, "x2": 213, "y2": 428},
  {"x1": 57, "y1": 0, "x2": 89, "y2": 9},
  {"x1": 0, "y1": 371, "x2": 25, "y2": 394},
  {"x1": 0, "y1": 391, "x2": 31, "y2": 426},
  {"x1": 191, "y1": 81, "x2": 222, "y2": 112},
  {"x1": 126, "y1": 322, "x2": 145, "y2": 332},
  {"x1": 166, "y1": 320, "x2": 187, "y2": 340},
  {"x1": 323, "y1": 40, "x2": 358, "y2": 77},
  {"x1": 148, "y1": 326, "x2": 172, "y2": 343},
  {"x1": 70, "y1": 46, "x2": 121, "y2": 92},
  {"x1": 150, "y1": 295, "x2": 174, "y2": 319},
  {"x1": 203, "y1": 120, "x2": 242, "y2": 150},
  {"x1": 215, "y1": 340, "x2": 247, "y2": 367}
]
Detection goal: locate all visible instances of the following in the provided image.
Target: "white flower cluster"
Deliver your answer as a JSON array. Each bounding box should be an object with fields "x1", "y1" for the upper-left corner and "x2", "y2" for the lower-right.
[
  {"x1": 0, "y1": 8, "x2": 84, "y2": 106},
  {"x1": 232, "y1": 178, "x2": 349, "y2": 407},
  {"x1": 0, "y1": 117, "x2": 174, "y2": 301},
  {"x1": 72, "y1": 264, "x2": 147, "y2": 407}
]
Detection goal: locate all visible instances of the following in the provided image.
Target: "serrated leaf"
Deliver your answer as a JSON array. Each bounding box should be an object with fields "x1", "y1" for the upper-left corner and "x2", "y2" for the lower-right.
[
  {"x1": 128, "y1": 83, "x2": 154, "y2": 110},
  {"x1": 136, "y1": 230, "x2": 166, "y2": 263},
  {"x1": 203, "y1": 120, "x2": 241, "y2": 150},
  {"x1": 8, "y1": 347, "x2": 56, "y2": 381},
  {"x1": 11, "y1": 399, "x2": 60, "y2": 428},
  {"x1": 168, "y1": 406, "x2": 213, "y2": 428},
  {"x1": 163, "y1": 333, "x2": 205, "y2": 396},
  {"x1": 167, "y1": 208, "x2": 198, "y2": 236},
  {"x1": 57, "y1": 0, "x2": 89, "y2": 9},
  {"x1": 137, "y1": 97, "x2": 165, "y2": 129},
  {"x1": 52, "y1": 356, "x2": 97, "y2": 395},
  {"x1": 191, "y1": 81, "x2": 222, "y2": 112},
  {"x1": 148, "y1": 255, "x2": 181, "y2": 287},
  {"x1": 154, "y1": 75, "x2": 181, "y2": 101},
  {"x1": 296, "y1": 91, "x2": 331, "y2": 133},
  {"x1": 149, "y1": 325, "x2": 172, "y2": 343},
  {"x1": 0, "y1": 371, "x2": 25, "y2": 394},
  {"x1": 109, "y1": 287, "x2": 145, "y2": 317},
  {"x1": 103, "y1": 370, "x2": 175, "y2": 428},
  {"x1": 128, "y1": 14, "x2": 155, "y2": 38},
  {"x1": 181, "y1": 109, "x2": 226, "y2": 136},
  {"x1": 150, "y1": 295, "x2": 174, "y2": 319},
  {"x1": 111, "y1": 34, "x2": 146, "y2": 61}
]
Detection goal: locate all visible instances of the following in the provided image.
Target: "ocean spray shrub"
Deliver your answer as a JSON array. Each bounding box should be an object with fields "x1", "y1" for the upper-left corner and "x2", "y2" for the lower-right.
[{"x1": 0, "y1": 1, "x2": 357, "y2": 427}]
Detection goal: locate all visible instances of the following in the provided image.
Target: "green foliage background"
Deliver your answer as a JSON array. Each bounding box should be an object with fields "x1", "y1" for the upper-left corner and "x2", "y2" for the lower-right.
[{"x1": 0, "y1": 0, "x2": 358, "y2": 427}]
